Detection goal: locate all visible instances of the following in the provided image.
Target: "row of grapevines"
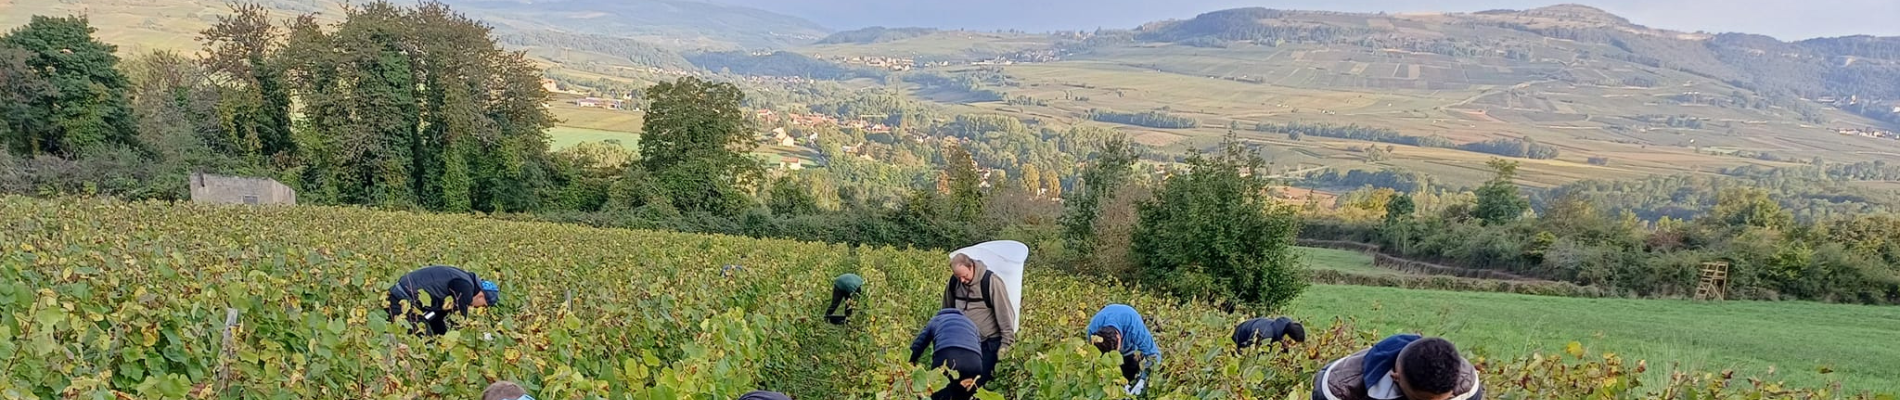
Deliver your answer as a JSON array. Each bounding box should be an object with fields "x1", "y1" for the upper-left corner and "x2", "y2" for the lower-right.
[{"x1": 0, "y1": 196, "x2": 1887, "y2": 399}]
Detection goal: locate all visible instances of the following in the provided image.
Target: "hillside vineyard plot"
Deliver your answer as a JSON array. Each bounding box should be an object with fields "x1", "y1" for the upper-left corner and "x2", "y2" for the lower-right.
[{"x1": 0, "y1": 197, "x2": 1888, "y2": 399}]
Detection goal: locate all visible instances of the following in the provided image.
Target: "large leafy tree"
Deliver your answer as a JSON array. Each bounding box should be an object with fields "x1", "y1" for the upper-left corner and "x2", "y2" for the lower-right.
[
  {"x1": 0, "y1": 16, "x2": 137, "y2": 156},
  {"x1": 1060, "y1": 136, "x2": 1139, "y2": 255},
  {"x1": 640, "y1": 76, "x2": 759, "y2": 215},
  {"x1": 199, "y1": 3, "x2": 295, "y2": 160},
  {"x1": 1131, "y1": 131, "x2": 1305, "y2": 310},
  {"x1": 273, "y1": 1, "x2": 554, "y2": 211},
  {"x1": 1474, "y1": 158, "x2": 1530, "y2": 225},
  {"x1": 942, "y1": 142, "x2": 983, "y2": 222},
  {"x1": 0, "y1": 46, "x2": 57, "y2": 153}
]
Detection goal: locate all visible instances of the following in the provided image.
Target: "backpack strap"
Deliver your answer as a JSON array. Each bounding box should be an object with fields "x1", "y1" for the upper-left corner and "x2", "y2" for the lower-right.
[
  {"x1": 947, "y1": 271, "x2": 1005, "y2": 335},
  {"x1": 980, "y1": 271, "x2": 1000, "y2": 333},
  {"x1": 942, "y1": 276, "x2": 958, "y2": 309}
]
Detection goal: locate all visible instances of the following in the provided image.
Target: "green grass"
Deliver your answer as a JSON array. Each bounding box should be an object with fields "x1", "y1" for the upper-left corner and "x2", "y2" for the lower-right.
[
  {"x1": 1289, "y1": 285, "x2": 1900, "y2": 393},
  {"x1": 1296, "y1": 246, "x2": 1402, "y2": 276},
  {"x1": 548, "y1": 126, "x2": 640, "y2": 151}
]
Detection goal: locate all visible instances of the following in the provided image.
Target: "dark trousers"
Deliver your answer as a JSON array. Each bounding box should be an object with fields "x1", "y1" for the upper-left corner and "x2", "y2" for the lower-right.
[
  {"x1": 930, "y1": 347, "x2": 984, "y2": 400},
  {"x1": 977, "y1": 337, "x2": 1003, "y2": 387},
  {"x1": 825, "y1": 288, "x2": 857, "y2": 324},
  {"x1": 1120, "y1": 354, "x2": 1142, "y2": 381},
  {"x1": 386, "y1": 292, "x2": 449, "y2": 336}
]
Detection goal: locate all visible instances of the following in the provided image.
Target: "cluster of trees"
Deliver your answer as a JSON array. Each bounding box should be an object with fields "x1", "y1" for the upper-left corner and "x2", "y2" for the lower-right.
[
  {"x1": 1131, "y1": 133, "x2": 1305, "y2": 308},
  {"x1": 1253, "y1": 122, "x2": 1456, "y2": 148},
  {"x1": 1545, "y1": 172, "x2": 1900, "y2": 223},
  {"x1": 1459, "y1": 137, "x2": 1560, "y2": 159},
  {"x1": 686, "y1": 51, "x2": 881, "y2": 80},
  {"x1": 1086, "y1": 109, "x2": 1199, "y2": 129},
  {"x1": 2, "y1": 3, "x2": 571, "y2": 212},
  {"x1": 1724, "y1": 161, "x2": 1900, "y2": 182},
  {"x1": 904, "y1": 72, "x2": 1007, "y2": 102},
  {"x1": 1301, "y1": 168, "x2": 1437, "y2": 192},
  {"x1": 1635, "y1": 115, "x2": 1708, "y2": 129},
  {"x1": 1306, "y1": 160, "x2": 1900, "y2": 304}
]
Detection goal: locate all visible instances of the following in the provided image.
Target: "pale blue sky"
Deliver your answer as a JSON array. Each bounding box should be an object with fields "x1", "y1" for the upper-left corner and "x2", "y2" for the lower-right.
[{"x1": 716, "y1": 0, "x2": 1899, "y2": 41}]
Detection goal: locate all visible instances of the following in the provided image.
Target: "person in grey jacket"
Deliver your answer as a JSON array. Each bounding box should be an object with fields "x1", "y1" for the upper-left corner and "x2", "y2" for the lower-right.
[{"x1": 940, "y1": 253, "x2": 1016, "y2": 386}]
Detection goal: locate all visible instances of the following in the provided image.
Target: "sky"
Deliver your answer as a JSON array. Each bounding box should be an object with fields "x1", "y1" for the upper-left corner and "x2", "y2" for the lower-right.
[{"x1": 715, "y1": 0, "x2": 1900, "y2": 41}]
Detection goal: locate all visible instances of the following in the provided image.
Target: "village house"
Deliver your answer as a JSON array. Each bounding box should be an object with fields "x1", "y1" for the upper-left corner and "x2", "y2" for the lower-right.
[
  {"x1": 765, "y1": 127, "x2": 796, "y2": 147},
  {"x1": 575, "y1": 97, "x2": 624, "y2": 110},
  {"x1": 779, "y1": 157, "x2": 804, "y2": 170}
]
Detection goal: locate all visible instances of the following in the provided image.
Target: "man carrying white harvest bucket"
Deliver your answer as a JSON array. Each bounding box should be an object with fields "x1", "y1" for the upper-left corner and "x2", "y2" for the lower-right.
[
  {"x1": 385, "y1": 265, "x2": 500, "y2": 336},
  {"x1": 941, "y1": 240, "x2": 1027, "y2": 387}
]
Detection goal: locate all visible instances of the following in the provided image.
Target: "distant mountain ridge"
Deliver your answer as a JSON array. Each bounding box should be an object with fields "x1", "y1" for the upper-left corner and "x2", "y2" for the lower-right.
[{"x1": 1131, "y1": 4, "x2": 1900, "y2": 100}]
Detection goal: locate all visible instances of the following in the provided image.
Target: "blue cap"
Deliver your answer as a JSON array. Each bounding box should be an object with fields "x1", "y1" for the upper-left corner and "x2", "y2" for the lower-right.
[{"x1": 481, "y1": 280, "x2": 501, "y2": 306}]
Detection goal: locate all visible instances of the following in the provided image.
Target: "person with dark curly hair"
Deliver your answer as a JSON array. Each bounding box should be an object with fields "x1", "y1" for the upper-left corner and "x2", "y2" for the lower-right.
[{"x1": 1311, "y1": 334, "x2": 1483, "y2": 400}]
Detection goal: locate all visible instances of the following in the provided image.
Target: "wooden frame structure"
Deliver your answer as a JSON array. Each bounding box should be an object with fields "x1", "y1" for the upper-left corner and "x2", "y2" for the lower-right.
[{"x1": 1694, "y1": 261, "x2": 1730, "y2": 301}]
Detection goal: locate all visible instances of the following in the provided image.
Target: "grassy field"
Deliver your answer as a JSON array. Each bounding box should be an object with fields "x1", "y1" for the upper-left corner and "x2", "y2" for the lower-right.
[
  {"x1": 1292, "y1": 244, "x2": 1899, "y2": 391},
  {"x1": 1295, "y1": 246, "x2": 1403, "y2": 276},
  {"x1": 1290, "y1": 285, "x2": 1900, "y2": 392},
  {"x1": 547, "y1": 126, "x2": 640, "y2": 151}
]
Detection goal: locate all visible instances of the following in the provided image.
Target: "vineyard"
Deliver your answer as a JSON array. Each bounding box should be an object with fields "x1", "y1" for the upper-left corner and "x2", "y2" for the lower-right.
[{"x1": 0, "y1": 196, "x2": 1890, "y2": 399}]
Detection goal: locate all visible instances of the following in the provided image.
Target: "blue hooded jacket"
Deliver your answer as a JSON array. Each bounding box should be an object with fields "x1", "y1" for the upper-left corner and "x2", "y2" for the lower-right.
[
  {"x1": 1361, "y1": 334, "x2": 1420, "y2": 387},
  {"x1": 1085, "y1": 304, "x2": 1161, "y2": 364}
]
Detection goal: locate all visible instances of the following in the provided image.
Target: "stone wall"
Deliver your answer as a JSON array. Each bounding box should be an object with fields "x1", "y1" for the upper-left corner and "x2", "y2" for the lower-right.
[{"x1": 188, "y1": 172, "x2": 296, "y2": 205}]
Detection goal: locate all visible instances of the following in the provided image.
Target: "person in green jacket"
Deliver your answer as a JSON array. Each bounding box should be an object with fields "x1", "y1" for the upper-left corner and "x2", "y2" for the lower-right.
[{"x1": 826, "y1": 273, "x2": 865, "y2": 325}]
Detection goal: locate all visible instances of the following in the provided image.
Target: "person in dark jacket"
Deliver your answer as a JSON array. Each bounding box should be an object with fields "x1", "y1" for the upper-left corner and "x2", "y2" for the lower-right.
[
  {"x1": 910, "y1": 308, "x2": 986, "y2": 400},
  {"x1": 941, "y1": 254, "x2": 1016, "y2": 386},
  {"x1": 826, "y1": 273, "x2": 865, "y2": 325},
  {"x1": 1234, "y1": 317, "x2": 1306, "y2": 352},
  {"x1": 1311, "y1": 334, "x2": 1483, "y2": 400},
  {"x1": 385, "y1": 265, "x2": 500, "y2": 336}
]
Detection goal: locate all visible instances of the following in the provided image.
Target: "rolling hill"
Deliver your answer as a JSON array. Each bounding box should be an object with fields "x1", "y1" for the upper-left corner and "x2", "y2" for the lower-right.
[{"x1": 786, "y1": 4, "x2": 1900, "y2": 188}]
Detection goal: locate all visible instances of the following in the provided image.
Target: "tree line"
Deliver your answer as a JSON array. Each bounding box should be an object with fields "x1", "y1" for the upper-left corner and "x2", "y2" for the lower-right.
[
  {"x1": 1087, "y1": 109, "x2": 1199, "y2": 129},
  {"x1": 1305, "y1": 160, "x2": 1900, "y2": 304},
  {"x1": 1254, "y1": 121, "x2": 1456, "y2": 148},
  {"x1": 1459, "y1": 137, "x2": 1560, "y2": 159}
]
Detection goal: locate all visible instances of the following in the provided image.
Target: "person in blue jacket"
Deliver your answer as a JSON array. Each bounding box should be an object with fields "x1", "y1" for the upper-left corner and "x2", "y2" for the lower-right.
[
  {"x1": 910, "y1": 308, "x2": 986, "y2": 400},
  {"x1": 1086, "y1": 304, "x2": 1160, "y2": 395}
]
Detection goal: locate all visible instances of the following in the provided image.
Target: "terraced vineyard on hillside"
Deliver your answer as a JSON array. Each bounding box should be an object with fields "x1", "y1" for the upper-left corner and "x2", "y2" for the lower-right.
[{"x1": 0, "y1": 197, "x2": 1890, "y2": 398}]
